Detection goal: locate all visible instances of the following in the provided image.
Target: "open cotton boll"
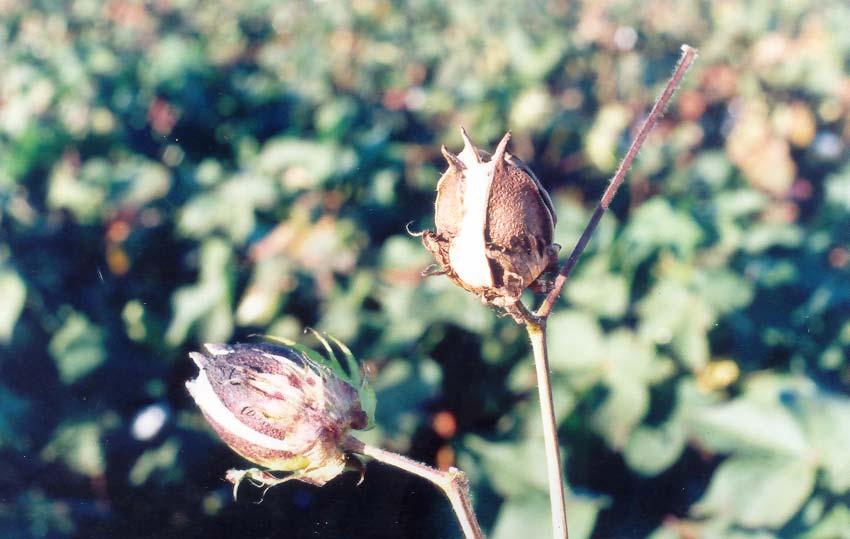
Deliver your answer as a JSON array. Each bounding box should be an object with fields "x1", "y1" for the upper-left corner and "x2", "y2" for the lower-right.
[{"x1": 420, "y1": 127, "x2": 559, "y2": 307}]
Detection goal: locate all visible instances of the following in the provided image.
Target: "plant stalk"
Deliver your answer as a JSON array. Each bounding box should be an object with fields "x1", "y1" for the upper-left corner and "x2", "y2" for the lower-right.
[
  {"x1": 507, "y1": 44, "x2": 698, "y2": 539},
  {"x1": 344, "y1": 437, "x2": 484, "y2": 539},
  {"x1": 526, "y1": 319, "x2": 569, "y2": 538}
]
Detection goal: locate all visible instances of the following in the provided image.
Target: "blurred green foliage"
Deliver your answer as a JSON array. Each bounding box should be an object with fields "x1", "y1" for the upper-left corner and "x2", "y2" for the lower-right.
[{"x1": 2, "y1": 0, "x2": 850, "y2": 538}]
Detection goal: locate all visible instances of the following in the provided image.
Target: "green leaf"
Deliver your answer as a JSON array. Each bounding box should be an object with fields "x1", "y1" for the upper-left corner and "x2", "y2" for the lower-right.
[
  {"x1": 591, "y1": 374, "x2": 648, "y2": 450},
  {"x1": 0, "y1": 269, "x2": 26, "y2": 343},
  {"x1": 178, "y1": 174, "x2": 277, "y2": 243},
  {"x1": 235, "y1": 256, "x2": 293, "y2": 326},
  {"x1": 688, "y1": 398, "x2": 810, "y2": 456},
  {"x1": 465, "y1": 435, "x2": 550, "y2": 497},
  {"x1": 547, "y1": 310, "x2": 605, "y2": 378},
  {"x1": 491, "y1": 495, "x2": 553, "y2": 539},
  {"x1": 371, "y1": 358, "x2": 441, "y2": 437},
  {"x1": 624, "y1": 422, "x2": 687, "y2": 476},
  {"x1": 491, "y1": 493, "x2": 607, "y2": 539},
  {"x1": 801, "y1": 504, "x2": 850, "y2": 539},
  {"x1": 619, "y1": 199, "x2": 703, "y2": 268},
  {"x1": 48, "y1": 311, "x2": 105, "y2": 385},
  {"x1": 585, "y1": 104, "x2": 631, "y2": 172},
  {"x1": 692, "y1": 455, "x2": 816, "y2": 528},
  {"x1": 564, "y1": 259, "x2": 629, "y2": 319},
  {"x1": 41, "y1": 421, "x2": 104, "y2": 477},
  {"x1": 798, "y1": 394, "x2": 850, "y2": 494},
  {"x1": 165, "y1": 238, "x2": 234, "y2": 347},
  {"x1": 129, "y1": 439, "x2": 181, "y2": 486},
  {"x1": 638, "y1": 280, "x2": 713, "y2": 371},
  {"x1": 693, "y1": 268, "x2": 755, "y2": 315},
  {"x1": 256, "y1": 137, "x2": 356, "y2": 188}
]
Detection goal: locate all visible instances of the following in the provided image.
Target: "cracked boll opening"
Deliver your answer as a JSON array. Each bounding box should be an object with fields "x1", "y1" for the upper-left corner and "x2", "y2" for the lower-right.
[
  {"x1": 186, "y1": 342, "x2": 368, "y2": 488},
  {"x1": 422, "y1": 127, "x2": 559, "y2": 306}
]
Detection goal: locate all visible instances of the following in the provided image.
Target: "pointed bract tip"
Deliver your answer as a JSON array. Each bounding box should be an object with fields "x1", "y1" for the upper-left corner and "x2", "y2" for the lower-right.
[
  {"x1": 189, "y1": 351, "x2": 208, "y2": 368},
  {"x1": 441, "y1": 145, "x2": 465, "y2": 170},
  {"x1": 458, "y1": 126, "x2": 481, "y2": 163},
  {"x1": 492, "y1": 131, "x2": 511, "y2": 164}
]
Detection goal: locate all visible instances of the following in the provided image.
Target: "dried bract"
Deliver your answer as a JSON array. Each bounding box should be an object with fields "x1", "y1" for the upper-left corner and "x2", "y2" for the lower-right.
[{"x1": 421, "y1": 128, "x2": 559, "y2": 306}]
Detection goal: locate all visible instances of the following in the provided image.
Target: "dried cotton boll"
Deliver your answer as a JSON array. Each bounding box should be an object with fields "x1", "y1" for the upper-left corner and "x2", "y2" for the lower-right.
[
  {"x1": 186, "y1": 339, "x2": 373, "y2": 497},
  {"x1": 421, "y1": 128, "x2": 559, "y2": 307}
]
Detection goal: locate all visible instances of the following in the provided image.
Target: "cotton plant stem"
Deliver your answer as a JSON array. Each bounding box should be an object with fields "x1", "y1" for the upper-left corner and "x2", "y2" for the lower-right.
[
  {"x1": 526, "y1": 319, "x2": 569, "y2": 538},
  {"x1": 507, "y1": 44, "x2": 698, "y2": 539},
  {"x1": 536, "y1": 44, "x2": 698, "y2": 319},
  {"x1": 344, "y1": 437, "x2": 484, "y2": 539}
]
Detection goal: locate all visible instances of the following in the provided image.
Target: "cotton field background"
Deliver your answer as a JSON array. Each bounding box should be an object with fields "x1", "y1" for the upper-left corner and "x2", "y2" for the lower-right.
[{"x1": 2, "y1": 1, "x2": 850, "y2": 538}]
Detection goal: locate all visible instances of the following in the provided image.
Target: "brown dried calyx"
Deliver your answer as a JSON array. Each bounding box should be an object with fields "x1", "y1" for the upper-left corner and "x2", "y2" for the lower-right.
[{"x1": 420, "y1": 127, "x2": 559, "y2": 307}]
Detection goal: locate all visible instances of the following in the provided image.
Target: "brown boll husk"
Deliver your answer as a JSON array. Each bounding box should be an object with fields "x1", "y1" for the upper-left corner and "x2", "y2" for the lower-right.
[{"x1": 422, "y1": 128, "x2": 559, "y2": 306}]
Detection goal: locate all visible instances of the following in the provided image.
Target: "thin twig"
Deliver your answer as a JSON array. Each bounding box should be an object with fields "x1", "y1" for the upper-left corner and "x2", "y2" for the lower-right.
[
  {"x1": 511, "y1": 45, "x2": 697, "y2": 539},
  {"x1": 536, "y1": 44, "x2": 698, "y2": 319},
  {"x1": 344, "y1": 437, "x2": 484, "y2": 539}
]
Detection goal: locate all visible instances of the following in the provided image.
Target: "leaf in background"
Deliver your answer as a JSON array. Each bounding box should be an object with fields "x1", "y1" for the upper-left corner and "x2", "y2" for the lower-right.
[
  {"x1": 740, "y1": 222, "x2": 804, "y2": 253},
  {"x1": 800, "y1": 504, "x2": 850, "y2": 539},
  {"x1": 370, "y1": 358, "x2": 441, "y2": 439},
  {"x1": 129, "y1": 438, "x2": 181, "y2": 486},
  {"x1": 247, "y1": 204, "x2": 362, "y2": 284},
  {"x1": 235, "y1": 256, "x2": 295, "y2": 327},
  {"x1": 465, "y1": 435, "x2": 551, "y2": 497},
  {"x1": 619, "y1": 199, "x2": 703, "y2": 270},
  {"x1": 638, "y1": 280, "x2": 713, "y2": 371},
  {"x1": 41, "y1": 421, "x2": 104, "y2": 477},
  {"x1": 585, "y1": 104, "x2": 632, "y2": 172},
  {"x1": 115, "y1": 159, "x2": 172, "y2": 207},
  {"x1": 564, "y1": 257, "x2": 629, "y2": 319},
  {"x1": 591, "y1": 372, "x2": 649, "y2": 450},
  {"x1": 624, "y1": 422, "x2": 687, "y2": 476},
  {"x1": 179, "y1": 173, "x2": 277, "y2": 243},
  {"x1": 547, "y1": 309, "x2": 606, "y2": 378},
  {"x1": 490, "y1": 493, "x2": 607, "y2": 539},
  {"x1": 688, "y1": 397, "x2": 809, "y2": 456},
  {"x1": 165, "y1": 238, "x2": 234, "y2": 347},
  {"x1": 375, "y1": 236, "x2": 493, "y2": 341},
  {"x1": 505, "y1": 29, "x2": 567, "y2": 82},
  {"x1": 693, "y1": 268, "x2": 755, "y2": 316},
  {"x1": 0, "y1": 268, "x2": 26, "y2": 343},
  {"x1": 797, "y1": 394, "x2": 850, "y2": 494},
  {"x1": 256, "y1": 137, "x2": 356, "y2": 189},
  {"x1": 318, "y1": 271, "x2": 374, "y2": 342},
  {"x1": 649, "y1": 519, "x2": 778, "y2": 539},
  {"x1": 692, "y1": 455, "x2": 816, "y2": 528},
  {"x1": 726, "y1": 100, "x2": 795, "y2": 196},
  {"x1": 48, "y1": 311, "x2": 106, "y2": 385},
  {"x1": 47, "y1": 157, "x2": 106, "y2": 224},
  {"x1": 510, "y1": 88, "x2": 555, "y2": 133}
]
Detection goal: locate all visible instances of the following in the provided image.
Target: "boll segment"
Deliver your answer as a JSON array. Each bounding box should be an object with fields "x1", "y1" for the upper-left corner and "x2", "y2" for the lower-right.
[
  {"x1": 186, "y1": 339, "x2": 372, "y2": 496},
  {"x1": 421, "y1": 127, "x2": 559, "y2": 307}
]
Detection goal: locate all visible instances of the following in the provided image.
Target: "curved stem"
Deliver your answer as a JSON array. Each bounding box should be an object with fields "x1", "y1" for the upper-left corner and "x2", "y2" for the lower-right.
[
  {"x1": 526, "y1": 319, "x2": 569, "y2": 538},
  {"x1": 344, "y1": 437, "x2": 484, "y2": 539}
]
